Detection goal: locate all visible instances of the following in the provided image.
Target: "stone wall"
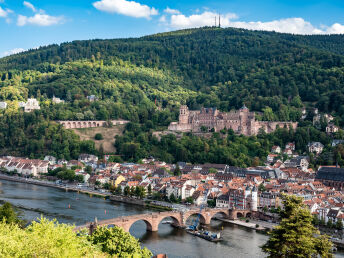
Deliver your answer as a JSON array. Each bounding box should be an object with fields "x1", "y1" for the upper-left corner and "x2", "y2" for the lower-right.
[{"x1": 58, "y1": 120, "x2": 129, "y2": 129}]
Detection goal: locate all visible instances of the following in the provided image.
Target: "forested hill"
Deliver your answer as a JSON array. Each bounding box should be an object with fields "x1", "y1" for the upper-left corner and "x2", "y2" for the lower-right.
[
  {"x1": 1, "y1": 27, "x2": 344, "y2": 164},
  {"x1": 2, "y1": 27, "x2": 344, "y2": 119}
]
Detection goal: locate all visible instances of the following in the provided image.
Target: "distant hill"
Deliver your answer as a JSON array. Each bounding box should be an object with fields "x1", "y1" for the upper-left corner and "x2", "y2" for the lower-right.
[
  {"x1": 1, "y1": 27, "x2": 344, "y2": 120},
  {"x1": 1, "y1": 27, "x2": 344, "y2": 163}
]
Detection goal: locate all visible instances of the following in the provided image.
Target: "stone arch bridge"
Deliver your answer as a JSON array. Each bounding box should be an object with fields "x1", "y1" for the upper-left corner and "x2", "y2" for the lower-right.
[
  {"x1": 58, "y1": 120, "x2": 129, "y2": 129},
  {"x1": 75, "y1": 208, "x2": 252, "y2": 233}
]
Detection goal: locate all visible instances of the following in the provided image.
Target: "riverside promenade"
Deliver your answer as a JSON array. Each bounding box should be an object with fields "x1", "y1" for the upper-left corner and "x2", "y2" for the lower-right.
[
  {"x1": 0, "y1": 174, "x2": 110, "y2": 197},
  {"x1": 217, "y1": 217, "x2": 277, "y2": 231}
]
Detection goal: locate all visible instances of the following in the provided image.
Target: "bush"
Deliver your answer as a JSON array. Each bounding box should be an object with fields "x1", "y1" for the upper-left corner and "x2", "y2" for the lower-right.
[
  {"x1": 246, "y1": 219, "x2": 250, "y2": 223},
  {"x1": 256, "y1": 224, "x2": 259, "y2": 228},
  {"x1": 88, "y1": 226, "x2": 152, "y2": 257},
  {"x1": 94, "y1": 133, "x2": 103, "y2": 140},
  {"x1": 0, "y1": 218, "x2": 103, "y2": 257}
]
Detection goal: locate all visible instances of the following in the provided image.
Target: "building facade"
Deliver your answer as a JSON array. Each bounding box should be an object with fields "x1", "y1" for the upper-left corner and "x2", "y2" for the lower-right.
[{"x1": 168, "y1": 105, "x2": 297, "y2": 136}]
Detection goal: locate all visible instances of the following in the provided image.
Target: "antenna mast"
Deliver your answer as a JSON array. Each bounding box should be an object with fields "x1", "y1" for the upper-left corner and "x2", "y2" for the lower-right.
[
  {"x1": 219, "y1": 14, "x2": 221, "y2": 28},
  {"x1": 215, "y1": 16, "x2": 216, "y2": 27}
]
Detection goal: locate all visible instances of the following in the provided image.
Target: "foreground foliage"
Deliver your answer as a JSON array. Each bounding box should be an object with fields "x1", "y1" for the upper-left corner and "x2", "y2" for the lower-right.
[
  {"x1": 0, "y1": 202, "x2": 23, "y2": 226},
  {"x1": 0, "y1": 218, "x2": 104, "y2": 257},
  {"x1": 89, "y1": 226, "x2": 152, "y2": 257},
  {"x1": 261, "y1": 194, "x2": 333, "y2": 258},
  {"x1": 0, "y1": 217, "x2": 152, "y2": 258}
]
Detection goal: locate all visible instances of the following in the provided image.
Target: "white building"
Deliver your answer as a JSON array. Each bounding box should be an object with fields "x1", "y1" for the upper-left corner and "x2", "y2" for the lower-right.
[
  {"x1": 0, "y1": 102, "x2": 7, "y2": 109},
  {"x1": 52, "y1": 96, "x2": 65, "y2": 104},
  {"x1": 78, "y1": 154, "x2": 98, "y2": 164},
  {"x1": 307, "y1": 142, "x2": 324, "y2": 155},
  {"x1": 23, "y1": 98, "x2": 40, "y2": 112}
]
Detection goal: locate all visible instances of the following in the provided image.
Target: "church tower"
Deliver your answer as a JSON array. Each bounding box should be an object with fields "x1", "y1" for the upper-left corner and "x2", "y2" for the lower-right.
[{"x1": 179, "y1": 105, "x2": 189, "y2": 124}]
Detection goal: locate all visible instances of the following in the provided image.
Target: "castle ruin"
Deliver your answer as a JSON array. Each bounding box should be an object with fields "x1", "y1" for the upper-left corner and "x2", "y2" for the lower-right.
[{"x1": 168, "y1": 105, "x2": 297, "y2": 136}]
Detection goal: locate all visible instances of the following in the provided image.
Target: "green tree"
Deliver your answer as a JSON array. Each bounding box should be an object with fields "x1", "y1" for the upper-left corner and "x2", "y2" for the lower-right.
[
  {"x1": 114, "y1": 185, "x2": 122, "y2": 195},
  {"x1": 174, "y1": 164, "x2": 181, "y2": 176},
  {"x1": 0, "y1": 217, "x2": 104, "y2": 257},
  {"x1": 258, "y1": 183, "x2": 266, "y2": 192},
  {"x1": 88, "y1": 226, "x2": 152, "y2": 257},
  {"x1": 94, "y1": 133, "x2": 103, "y2": 140},
  {"x1": 85, "y1": 166, "x2": 93, "y2": 174},
  {"x1": 261, "y1": 194, "x2": 333, "y2": 258},
  {"x1": 327, "y1": 219, "x2": 333, "y2": 229},
  {"x1": 130, "y1": 186, "x2": 135, "y2": 196},
  {"x1": 0, "y1": 202, "x2": 23, "y2": 226},
  {"x1": 336, "y1": 219, "x2": 343, "y2": 230},
  {"x1": 185, "y1": 197, "x2": 194, "y2": 204},
  {"x1": 208, "y1": 168, "x2": 217, "y2": 174},
  {"x1": 147, "y1": 184, "x2": 152, "y2": 195},
  {"x1": 169, "y1": 193, "x2": 177, "y2": 203},
  {"x1": 123, "y1": 186, "x2": 130, "y2": 196}
]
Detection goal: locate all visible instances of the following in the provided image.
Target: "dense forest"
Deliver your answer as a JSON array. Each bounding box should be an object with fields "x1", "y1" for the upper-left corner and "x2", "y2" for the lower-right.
[{"x1": 1, "y1": 27, "x2": 344, "y2": 165}]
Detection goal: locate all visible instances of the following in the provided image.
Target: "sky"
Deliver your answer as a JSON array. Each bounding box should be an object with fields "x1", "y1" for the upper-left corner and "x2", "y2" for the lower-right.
[{"x1": 1, "y1": 0, "x2": 344, "y2": 57}]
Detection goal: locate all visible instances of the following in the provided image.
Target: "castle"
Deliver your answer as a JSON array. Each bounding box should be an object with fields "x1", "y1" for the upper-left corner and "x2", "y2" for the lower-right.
[{"x1": 168, "y1": 105, "x2": 297, "y2": 136}]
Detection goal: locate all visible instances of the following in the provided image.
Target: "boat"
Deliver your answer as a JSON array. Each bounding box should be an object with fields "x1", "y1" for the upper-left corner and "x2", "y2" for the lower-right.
[
  {"x1": 162, "y1": 220, "x2": 173, "y2": 224},
  {"x1": 186, "y1": 228, "x2": 222, "y2": 242}
]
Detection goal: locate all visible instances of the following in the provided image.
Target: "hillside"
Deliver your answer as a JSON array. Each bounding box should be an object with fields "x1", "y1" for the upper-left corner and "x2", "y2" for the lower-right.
[
  {"x1": 1, "y1": 27, "x2": 344, "y2": 165},
  {"x1": 1, "y1": 27, "x2": 344, "y2": 119}
]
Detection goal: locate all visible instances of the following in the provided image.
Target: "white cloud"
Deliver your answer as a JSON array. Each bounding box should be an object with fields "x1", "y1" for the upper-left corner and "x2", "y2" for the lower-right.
[
  {"x1": 159, "y1": 15, "x2": 166, "y2": 23},
  {"x1": 23, "y1": 1, "x2": 36, "y2": 12},
  {"x1": 228, "y1": 18, "x2": 322, "y2": 34},
  {"x1": 325, "y1": 23, "x2": 344, "y2": 34},
  {"x1": 0, "y1": 6, "x2": 8, "y2": 17},
  {"x1": 169, "y1": 11, "x2": 237, "y2": 29},
  {"x1": 93, "y1": 0, "x2": 158, "y2": 19},
  {"x1": 2, "y1": 48, "x2": 25, "y2": 57},
  {"x1": 164, "y1": 7, "x2": 180, "y2": 15},
  {"x1": 17, "y1": 13, "x2": 64, "y2": 26},
  {"x1": 164, "y1": 10, "x2": 344, "y2": 35}
]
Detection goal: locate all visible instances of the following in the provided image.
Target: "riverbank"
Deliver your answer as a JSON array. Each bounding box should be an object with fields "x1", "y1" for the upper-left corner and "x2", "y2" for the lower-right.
[
  {"x1": 0, "y1": 174, "x2": 109, "y2": 198},
  {"x1": 0, "y1": 174, "x2": 173, "y2": 211},
  {"x1": 217, "y1": 218, "x2": 276, "y2": 232}
]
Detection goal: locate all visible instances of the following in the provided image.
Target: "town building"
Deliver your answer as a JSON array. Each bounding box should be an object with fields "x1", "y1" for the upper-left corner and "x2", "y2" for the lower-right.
[
  {"x1": 78, "y1": 154, "x2": 98, "y2": 164},
  {"x1": 308, "y1": 142, "x2": 324, "y2": 154},
  {"x1": 285, "y1": 142, "x2": 296, "y2": 151},
  {"x1": 316, "y1": 166, "x2": 344, "y2": 189},
  {"x1": 168, "y1": 105, "x2": 297, "y2": 136},
  {"x1": 326, "y1": 123, "x2": 339, "y2": 134},
  {"x1": 21, "y1": 98, "x2": 40, "y2": 112},
  {"x1": 0, "y1": 157, "x2": 49, "y2": 177},
  {"x1": 0, "y1": 102, "x2": 7, "y2": 109},
  {"x1": 52, "y1": 96, "x2": 65, "y2": 104},
  {"x1": 284, "y1": 156, "x2": 309, "y2": 172},
  {"x1": 227, "y1": 186, "x2": 258, "y2": 211},
  {"x1": 271, "y1": 146, "x2": 281, "y2": 154},
  {"x1": 332, "y1": 140, "x2": 344, "y2": 147}
]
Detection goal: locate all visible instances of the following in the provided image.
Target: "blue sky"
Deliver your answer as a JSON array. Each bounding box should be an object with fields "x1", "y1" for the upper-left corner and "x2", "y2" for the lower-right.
[{"x1": 1, "y1": 0, "x2": 344, "y2": 57}]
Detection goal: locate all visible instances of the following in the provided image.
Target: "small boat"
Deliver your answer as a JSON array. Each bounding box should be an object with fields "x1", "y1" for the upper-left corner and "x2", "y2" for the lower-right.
[
  {"x1": 162, "y1": 220, "x2": 173, "y2": 224},
  {"x1": 186, "y1": 228, "x2": 222, "y2": 242}
]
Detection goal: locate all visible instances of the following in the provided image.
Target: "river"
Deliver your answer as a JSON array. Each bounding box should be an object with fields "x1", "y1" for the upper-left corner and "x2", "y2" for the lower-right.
[{"x1": 0, "y1": 179, "x2": 337, "y2": 258}]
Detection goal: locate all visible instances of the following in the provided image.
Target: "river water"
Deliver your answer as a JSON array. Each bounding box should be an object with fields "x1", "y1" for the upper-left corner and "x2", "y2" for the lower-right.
[{"x1": 0, "y1": 179, "x2": 331, "y2": 258}]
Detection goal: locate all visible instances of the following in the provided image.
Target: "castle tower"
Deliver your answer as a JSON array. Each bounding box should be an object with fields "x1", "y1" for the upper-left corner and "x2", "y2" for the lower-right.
[
  {"x1": 179, "y1": 105, "x2": 189, "y2": 124},
  {"x1": 239, "y1": 104, "x2": 249, "y2": 135}
]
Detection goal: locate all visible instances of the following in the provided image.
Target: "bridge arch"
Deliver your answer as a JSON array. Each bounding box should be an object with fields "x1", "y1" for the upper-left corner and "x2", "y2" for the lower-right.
[
  {"x1": 126, "y1": 219, "x2": 154, "y2": 232},
  {"x1": 157, "y1": 214, "x2": 182, "y2": 229},
  {"x1": 184, "y1": 212, "x2": 207, "y2": 226},
  {"x1": 237, "y1": 212, "x2": 244, "y2": 218},
  {"x1": 210, "y1": 211, "x2": 228, "y2": 220}
]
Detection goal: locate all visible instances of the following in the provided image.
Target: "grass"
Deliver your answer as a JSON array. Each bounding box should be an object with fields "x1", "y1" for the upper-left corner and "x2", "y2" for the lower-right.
[{"x1": 72, "y1": 125, "x2": 125, "y2": 153}]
